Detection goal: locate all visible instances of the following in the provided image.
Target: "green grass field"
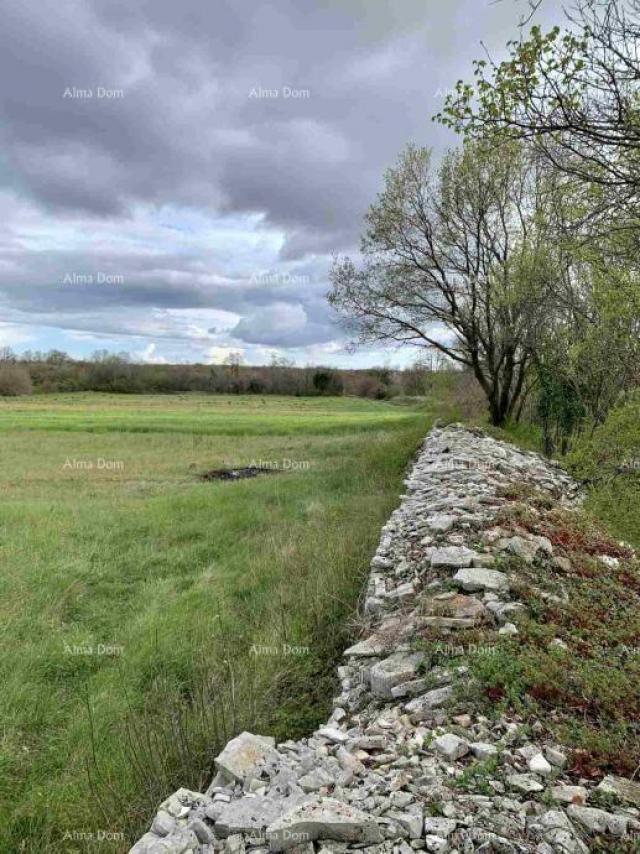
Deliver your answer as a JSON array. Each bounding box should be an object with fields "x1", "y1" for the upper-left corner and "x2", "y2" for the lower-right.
[
  {"x1": 0, "y1": 393, "x2": 440, "y2": 853},
  {"x1": 0, "y1": 392, "x2": 417, "y2": 436}
]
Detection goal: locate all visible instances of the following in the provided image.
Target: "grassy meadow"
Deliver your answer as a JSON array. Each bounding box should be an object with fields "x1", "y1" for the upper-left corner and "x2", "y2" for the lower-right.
[{"x1": 0, "y1": 392, "x2": 443, "y2": 853}]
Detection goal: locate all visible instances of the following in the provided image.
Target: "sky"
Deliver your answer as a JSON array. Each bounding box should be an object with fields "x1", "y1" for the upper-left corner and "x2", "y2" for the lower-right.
[{"x1": 0, "y1": 0, "x2": 563, "y2": 368}]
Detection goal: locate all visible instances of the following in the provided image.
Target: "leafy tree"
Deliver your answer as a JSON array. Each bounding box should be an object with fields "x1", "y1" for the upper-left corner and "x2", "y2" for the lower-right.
[
  {"x1": 329, "y1": 140, "x2": 556, "y2": 425},
  {"x1": 437, "y1": 1, "x2": 640, "y2": 236},
  {"x1": 312, "y1": 369, "x2": 343, "y2": 395}
]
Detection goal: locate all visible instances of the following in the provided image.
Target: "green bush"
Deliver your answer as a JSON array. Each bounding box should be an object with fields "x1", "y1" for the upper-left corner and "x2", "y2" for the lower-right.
[{"x1": 567, "y1": 390, "x2": 640, "y2": 483}]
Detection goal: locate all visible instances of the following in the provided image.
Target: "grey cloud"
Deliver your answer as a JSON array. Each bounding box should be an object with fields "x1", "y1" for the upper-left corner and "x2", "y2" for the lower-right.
[
  {"x1": 231, "y1": 302, "x2": 335, "y2": 347},
  {"x1": 0, "y1": 0, "x2": 565, "y2": 361}
]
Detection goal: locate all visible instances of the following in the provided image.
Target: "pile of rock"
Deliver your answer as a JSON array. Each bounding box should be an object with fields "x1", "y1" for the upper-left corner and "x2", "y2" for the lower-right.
[{"x1": 130, "y1": 425, "x2": 639, "y2": 854}]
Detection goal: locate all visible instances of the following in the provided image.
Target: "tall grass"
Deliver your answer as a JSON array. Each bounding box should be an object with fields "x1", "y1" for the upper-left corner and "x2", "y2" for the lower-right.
[{"x1": 0, "y1": 394, "x2": 439, "y2": 852}]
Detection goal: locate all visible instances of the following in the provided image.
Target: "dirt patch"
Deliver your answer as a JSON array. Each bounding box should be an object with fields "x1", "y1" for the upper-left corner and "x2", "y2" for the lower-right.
[{"x1": 197, "y1": 466, "x2": 281, "y2": 482}]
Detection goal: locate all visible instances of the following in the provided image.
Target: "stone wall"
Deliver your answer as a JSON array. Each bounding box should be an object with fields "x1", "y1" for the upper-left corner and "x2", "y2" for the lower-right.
[{"x1": 130, "y1": 425, "x2": 639, "y2": 854}]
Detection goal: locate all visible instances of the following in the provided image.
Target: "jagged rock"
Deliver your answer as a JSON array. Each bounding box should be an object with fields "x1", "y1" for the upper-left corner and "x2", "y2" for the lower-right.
[
  {"x1": 342, "y1": 636, "x2": 388, "y2": 657},
  {"x1": 390, "y1": 677, "x2": 430, "y2": 698},
  {"x1": 499, "y1": 622, "x2": 518, "y2": 636},
  {"x1": 500, "y1": 536, "x2": 540, "y2": 564},
  {"x1": 422, "y1": 592, "x2": 487, "y2": 621},
  {"x1": 298, "y1": 767, "x2": 334, "y2": 792},
  {"x1": 528, "y1": 810, "x2": 589, "y2": 854},
  {"x1": 528, "y1": 753, "x2": 552, "y2": 776},
  {"x1": 452, "y1": 567, "x2": 510, "y2": 593},
  {"x1": 470, "y1": 742, "x2": 498, "y2": 760},
  {"x1": 433, "y1": 733, "x2": 469, "y2": 760},
  {"x1": 130, "y1": 833, "x2": 161, "y2": 854},
  {"x1": 343, "y1": 616, "x2": 414, "y2": 658},
  {"x1": 551, "y1": 785, "x2": 588, "y2": 805},
  {"x1": 215, "y1": 732, "x2": 279, "y2": 784},
  {"x1": 384, "y1": 808, "x2": 423, "y2": 838},
  {"x1": 423, "y1": 817, "x2": 457, "y2": 837},
  {"x1": 161, "y1": 789, "x2": 203, "y2": 819},
  {"x1": 430, "y1": 546, "x2": 477, "y2": 569},
  {"x1": 544, "y1": 746, "x2": 567, "y2": 768},
  {"x1": 486, "y1": 600, "x2": 525, "y2": 623},
  {"x1": 216, "y1": 796, "x2": 301, "y2": 836},
  {"x1": 353, "y1": 735, "x2": 387, "y2": 751},
  {"x1": 533, "y1": 535, "x2": 553, "y2": 555},
  {"x1": 151, "y1": 811, "x2": 176, "y2": 837},
  {"x1": 567, "y1": 804, "x2": 629, "y2": 836},
  {"x1": 426, "y1": 514, "x2": 458, "y2": 532},
  {"x1": 316, "y1": 727, "x2": 348, "y2": 744},
  {"x1": 404, "y1": 686, "x2": 453, "y2": 720},
  {"x1": 189, "y1": 820, "x2": 213, "y2": 845},
  {"x1": 370, "y1": 652, "x2": 425, "y2": 699},
  {"x1": 224, "y1": 834, "x2": 246, "y2": 854},
  {"x1": 507, "y1": 774, "x2": 544, "y2": 794},
  {"x1": 146, "y1": 829, "x2": 200, "y2": 853},
  {"x1": 516, "y1": 744, "x2": 540, "y2": 762},
  {"x1": 424, "y1": 836, "x2": 449, "y2": 852},
  {"x1": 597, "y1": 774, "x2": 640, "y2": 806},
  {"x1": 265, "y1": 798, "x2": 382, "y2": 851}
]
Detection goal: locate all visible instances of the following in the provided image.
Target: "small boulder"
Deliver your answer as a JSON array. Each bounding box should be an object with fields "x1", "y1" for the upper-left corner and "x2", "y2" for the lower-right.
[
  {"x1": 551, "y1": 785, "x2": 588, "y2": 805},
  {"x1": 470, "y1": 742, "x2": 498, "y2": 760},
  {"x1": 596, "y1": 774, "x2": 640, "y2": 807},
  {"x1": 433, "y1": 733, "x2": 469, "y2": 761},
  {"x1": 266, "y1": 798, "x2": 382, "y2": 851},
  {"x1": 567, "y1": 805, "x2": 628, "y2": 837},
  {"x1": 529, "y1": 753, "x2": 552, "y2": 777},
  {"x1": 430, "y1": 546, "x2": 477, "y2": 569},
  {"x1": 507, "y1": 773, "x2": 544, "y2": 794},
  {"x1": 370, "y1": 652, "x2": 424, "y2": 700},
  {"x1": 404, "y1": 686, "x2": 453, "y2": 720},
  {"x1": 215, "y1": 732, "x2": 279, "y2": 784},
  {"x1": 452, "y1": 567, "x2": 510, "y2": 593}
]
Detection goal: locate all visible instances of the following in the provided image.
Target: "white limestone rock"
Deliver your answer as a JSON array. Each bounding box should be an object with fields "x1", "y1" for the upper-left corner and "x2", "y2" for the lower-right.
[
  {"x1": 370, "y1": 652, "x2": 425, "y2": 700},
  {"x1": 529, "y1": 753, "x2": 553, "y2": 776},
  {"x1": 567, "y1": 804, "x2": 629, "y2": 837},
  {"x1": 452, "y1": 567, "x2": 510, "y2": 593},
  {"x1": 433, "y1": 733, "x2": 469, "y2": 760},
  {"x1": 215, "y1": 732, "x2": 279, "y2": 784},
  {"x1": 265, "y1": 797, "x2": 382, "y2": 851},
  {"x1": 430, "y1": 546, "x2": 477, "y2": 569},
  {"x1": 551, "y1": 785, "x2": 588, "y2": 805}
]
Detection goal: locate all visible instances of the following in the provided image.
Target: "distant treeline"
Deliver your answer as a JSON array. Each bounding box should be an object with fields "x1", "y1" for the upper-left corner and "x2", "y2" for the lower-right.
[{"x1": 0, "y1": 348, "x2": 459, "y2": 398}]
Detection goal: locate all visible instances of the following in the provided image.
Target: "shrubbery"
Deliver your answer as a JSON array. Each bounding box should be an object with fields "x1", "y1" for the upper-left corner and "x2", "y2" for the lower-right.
[
  {"x1": 2, "y1": 348, "x2": 467, "y2": 400},
  {"x1": 567, "y1": 391, "x2": 640, "y2": 484},
  {"x1": 0, "y1": 364, "x2": 33, "y2": 396}
]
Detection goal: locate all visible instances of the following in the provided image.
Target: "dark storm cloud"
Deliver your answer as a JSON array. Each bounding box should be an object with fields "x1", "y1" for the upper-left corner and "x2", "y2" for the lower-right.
[{"x1": 0, "y1": 0, "x2": 564, "y2": 358}]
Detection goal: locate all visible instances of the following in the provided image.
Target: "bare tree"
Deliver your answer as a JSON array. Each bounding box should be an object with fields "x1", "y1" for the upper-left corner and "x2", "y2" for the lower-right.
[{"x1": 329, "y1": 141, "x2": 555, "y2": 426}]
